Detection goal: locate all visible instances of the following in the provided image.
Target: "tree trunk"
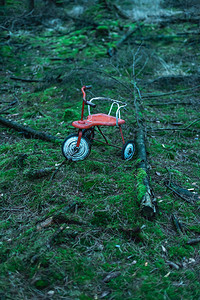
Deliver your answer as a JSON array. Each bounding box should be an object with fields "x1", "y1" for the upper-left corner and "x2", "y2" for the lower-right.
[{"x1": 0, "y1": 0, "x2": 5, "y2": 5}]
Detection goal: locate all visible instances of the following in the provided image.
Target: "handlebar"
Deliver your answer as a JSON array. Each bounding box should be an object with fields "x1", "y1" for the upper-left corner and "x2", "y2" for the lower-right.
[{"x1": 81, "y1": 85, "x2": 96, "y2": 108}]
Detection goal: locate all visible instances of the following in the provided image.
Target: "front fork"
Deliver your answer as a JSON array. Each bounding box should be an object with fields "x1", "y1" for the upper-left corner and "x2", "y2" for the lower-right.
[
  {"x1": 119, "y1": 125, "x2": 125, "y2": 145},
  {"x1": 76, "y1": 129, "x2": 82, "y2": 148}
]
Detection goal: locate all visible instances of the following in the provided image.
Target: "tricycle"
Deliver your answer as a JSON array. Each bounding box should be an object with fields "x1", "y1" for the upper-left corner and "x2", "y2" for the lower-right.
[{"x1": 62, "y1": 86, "x2": 135, "y2": 161}]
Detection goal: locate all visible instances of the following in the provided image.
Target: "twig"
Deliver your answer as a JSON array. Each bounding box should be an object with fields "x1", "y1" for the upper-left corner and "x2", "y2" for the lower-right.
[
  {"x1": 166, "y1": 260, "x2": 180, "y2": 270},
  {"x1": 142, "y1": 84, "x2": 200, "y2": 99},
  {"x1": 149, "y1": 118, "x2": 200, "y2": 131},
  {"x1": 10, "y1": 76, "x2": 44, "y2": 83},
  {"x1": 187, "y1": 238, "x2": 200, "y2": 245},
  {"x1": 165, "y1": 184, "x2": 191, "y2": 203},
  {"x1": 171, "y1": 214, "x2": 183, "y2": 233},
  {"x1": 146, "y1": 101, "x2": 194, "y2": 106},
  {"x1": 50, "y1": 160, "x2": 66, "y2": 181},
  {"x1": 0, "y1": 99, "x2": 18, "y2": 114}
]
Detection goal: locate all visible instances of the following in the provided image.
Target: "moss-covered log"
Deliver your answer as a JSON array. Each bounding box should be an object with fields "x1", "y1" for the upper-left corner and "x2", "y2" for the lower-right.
[
  {"x1": 0, "y1": 116, "x2": 61, "y2": 143},
  {"x1": 136, "y1": 127, "x2": 156, "y2": 218}
]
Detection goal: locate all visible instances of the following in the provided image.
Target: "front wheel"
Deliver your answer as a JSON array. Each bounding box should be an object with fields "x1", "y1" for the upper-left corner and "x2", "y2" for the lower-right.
[
  {"x1": 122, "y1": 140, "x2": 136, "y2": 161},
  {"x1": 62, "y1": 134, "x2": 91, "y2": 161}
]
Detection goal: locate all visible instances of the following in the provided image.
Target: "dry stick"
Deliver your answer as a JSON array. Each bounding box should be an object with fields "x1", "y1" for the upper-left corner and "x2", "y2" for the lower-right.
[
  {"x1": 187, "y1": 238, "x2": 200, "y2": 245},
  {"x1": 10, "y1": 76, "x2": 44, "y2": 83},
  {"x1": 50, "y1": 159, "x2": 66, "y2": 181},
  {"x1": 165, "y1": 184, "x2": 191, "y2": 203},
  {"x1": 0, "y1": 99, "x2": 18, "y2": 114},
  {"x1": 142, "y1": 84, "x2": 200, "y2": 99},
  {"x1": 0, "y1": 116, "x2": 61, "y2": 143},
  {"x1": 132, "y1": 50, "x2": 156, "y2": 218},
  {"x1": 149, "y1": 118, "x2": 200, "y2": 132},
  {"x1": 146, "y1": 101, "x2": 194, "y2": 107}
]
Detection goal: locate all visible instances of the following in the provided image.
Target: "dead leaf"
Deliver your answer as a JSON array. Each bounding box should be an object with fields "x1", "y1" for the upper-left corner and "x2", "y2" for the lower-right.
[
  {"x1": 164, "y1": 272, "x2": 171, "y2": 277},
  {"x1": 36, "y1": 217, "x2": 53, "y2": 230},
  {"x1": 161, "y1": 245, "x2": 167, "y2": 253},
  {"x1": 99, "y1": 291, "x2": 111, "y2": 298},
  {"x1": 155, "y1": 171, "x2": 161, "y2": 176}
]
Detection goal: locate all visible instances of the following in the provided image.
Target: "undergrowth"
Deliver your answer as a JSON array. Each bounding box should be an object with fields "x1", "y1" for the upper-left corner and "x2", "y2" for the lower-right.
[{"x1": 0, "y1": 1, "x2": 199, "y2": 299}]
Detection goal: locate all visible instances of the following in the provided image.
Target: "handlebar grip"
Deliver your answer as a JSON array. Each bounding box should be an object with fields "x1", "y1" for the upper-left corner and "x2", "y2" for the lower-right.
[
  {"x1": 85, "y1": 101, "x2": 96, "y2": 108},
  {"x1": 85, "y1": 85, "x2": 92, "y2": 90}
]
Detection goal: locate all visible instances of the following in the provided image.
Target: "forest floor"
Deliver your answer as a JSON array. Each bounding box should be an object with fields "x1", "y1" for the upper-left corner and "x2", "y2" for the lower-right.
[{"x1": 0, "y1": 1, "x2": 200, "y2": 299}]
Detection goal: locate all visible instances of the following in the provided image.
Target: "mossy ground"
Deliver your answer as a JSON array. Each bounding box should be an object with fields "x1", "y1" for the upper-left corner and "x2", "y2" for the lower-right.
[{"x1": 0, "y1": 1, "x2": 200, "y2": 299}]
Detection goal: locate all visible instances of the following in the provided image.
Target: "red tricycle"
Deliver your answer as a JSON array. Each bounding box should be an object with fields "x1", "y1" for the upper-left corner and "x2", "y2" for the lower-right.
[{"x1": 62, "y1": 86, "x2": 135, "y2": 161}]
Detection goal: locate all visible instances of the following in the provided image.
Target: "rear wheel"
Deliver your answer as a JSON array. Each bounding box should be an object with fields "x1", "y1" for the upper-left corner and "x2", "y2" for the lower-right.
[
  {"x1": 122, "y1": 140, "x2": 135, "y2": 160},
  {"x1": 62, "y1": 134, "x2": 91, "y2": 161}
]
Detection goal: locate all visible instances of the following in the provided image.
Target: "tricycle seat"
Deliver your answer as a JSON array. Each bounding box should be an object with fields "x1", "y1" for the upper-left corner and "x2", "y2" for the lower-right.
[{"x1": 72, "y1": 113, "x2": 125, "y2": 129}]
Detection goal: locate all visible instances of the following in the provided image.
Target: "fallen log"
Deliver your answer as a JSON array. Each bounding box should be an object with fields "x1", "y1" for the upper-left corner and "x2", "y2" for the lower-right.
[
  {"x1": 0, "y1": 116, "x2": 61, "y2": 143},
  {"x1": 132, "y1": 52, "x2": 156, "y2": 218},
  {"x1": 136, "y1": 127, "x2": 156, "y2": 218}
]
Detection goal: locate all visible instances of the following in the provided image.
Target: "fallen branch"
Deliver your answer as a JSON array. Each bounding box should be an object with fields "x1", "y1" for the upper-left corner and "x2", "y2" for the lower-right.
[
  {"x1": 0, "y1": 99, "x2": 18, "y2": 114},
  {"x1": 166, "y1": 260, "x2": 180, "y2": 270},
  {"x1": 187, "y1": 238, "x2": 200, "y2": 245},
  {"x1": 146, "y1": 101, "x2": 194, "y2": 106},
  {"x1": 142, "y1": 84, "x2": 200, "y2": 99},
  {"x1": 165, "y1": 184, "x2": 192, "y2": 203},
  {"x1": 50, "y1": 160, "x2": 66, "y2": 181},
  {"x1": 149, "y1": 118, "x2": 200, "y2": 132},
  {"x1": 171, "y1": 214, "x2": 183, "y2": 233},
  {"x1": 0, "y1": 116, "x2": 61, "y2": 143},
  {"x1": 133, "y1": 49, "x2": 156, "y2": 218},
  {"x1": 10, "y1": 76, "x2": 44, "y2": 83}
]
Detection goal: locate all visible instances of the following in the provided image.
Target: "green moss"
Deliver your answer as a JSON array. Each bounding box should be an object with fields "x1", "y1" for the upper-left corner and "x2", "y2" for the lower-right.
[
  {"x1": 96, "y1": 25, "x2": 109, "y2": 37},
  {"x1": 34, "y1": 279, "x2": 50, "y2": 289},
  {"x1": 0, "y1": 45, "x2": 13, "y2": 57},
  {"x1": 63, "y1": 108, "x2": 80, "y2": 121},
  {"x1": 136, "y1": 168, "x2": 147, "y2": 201}
]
